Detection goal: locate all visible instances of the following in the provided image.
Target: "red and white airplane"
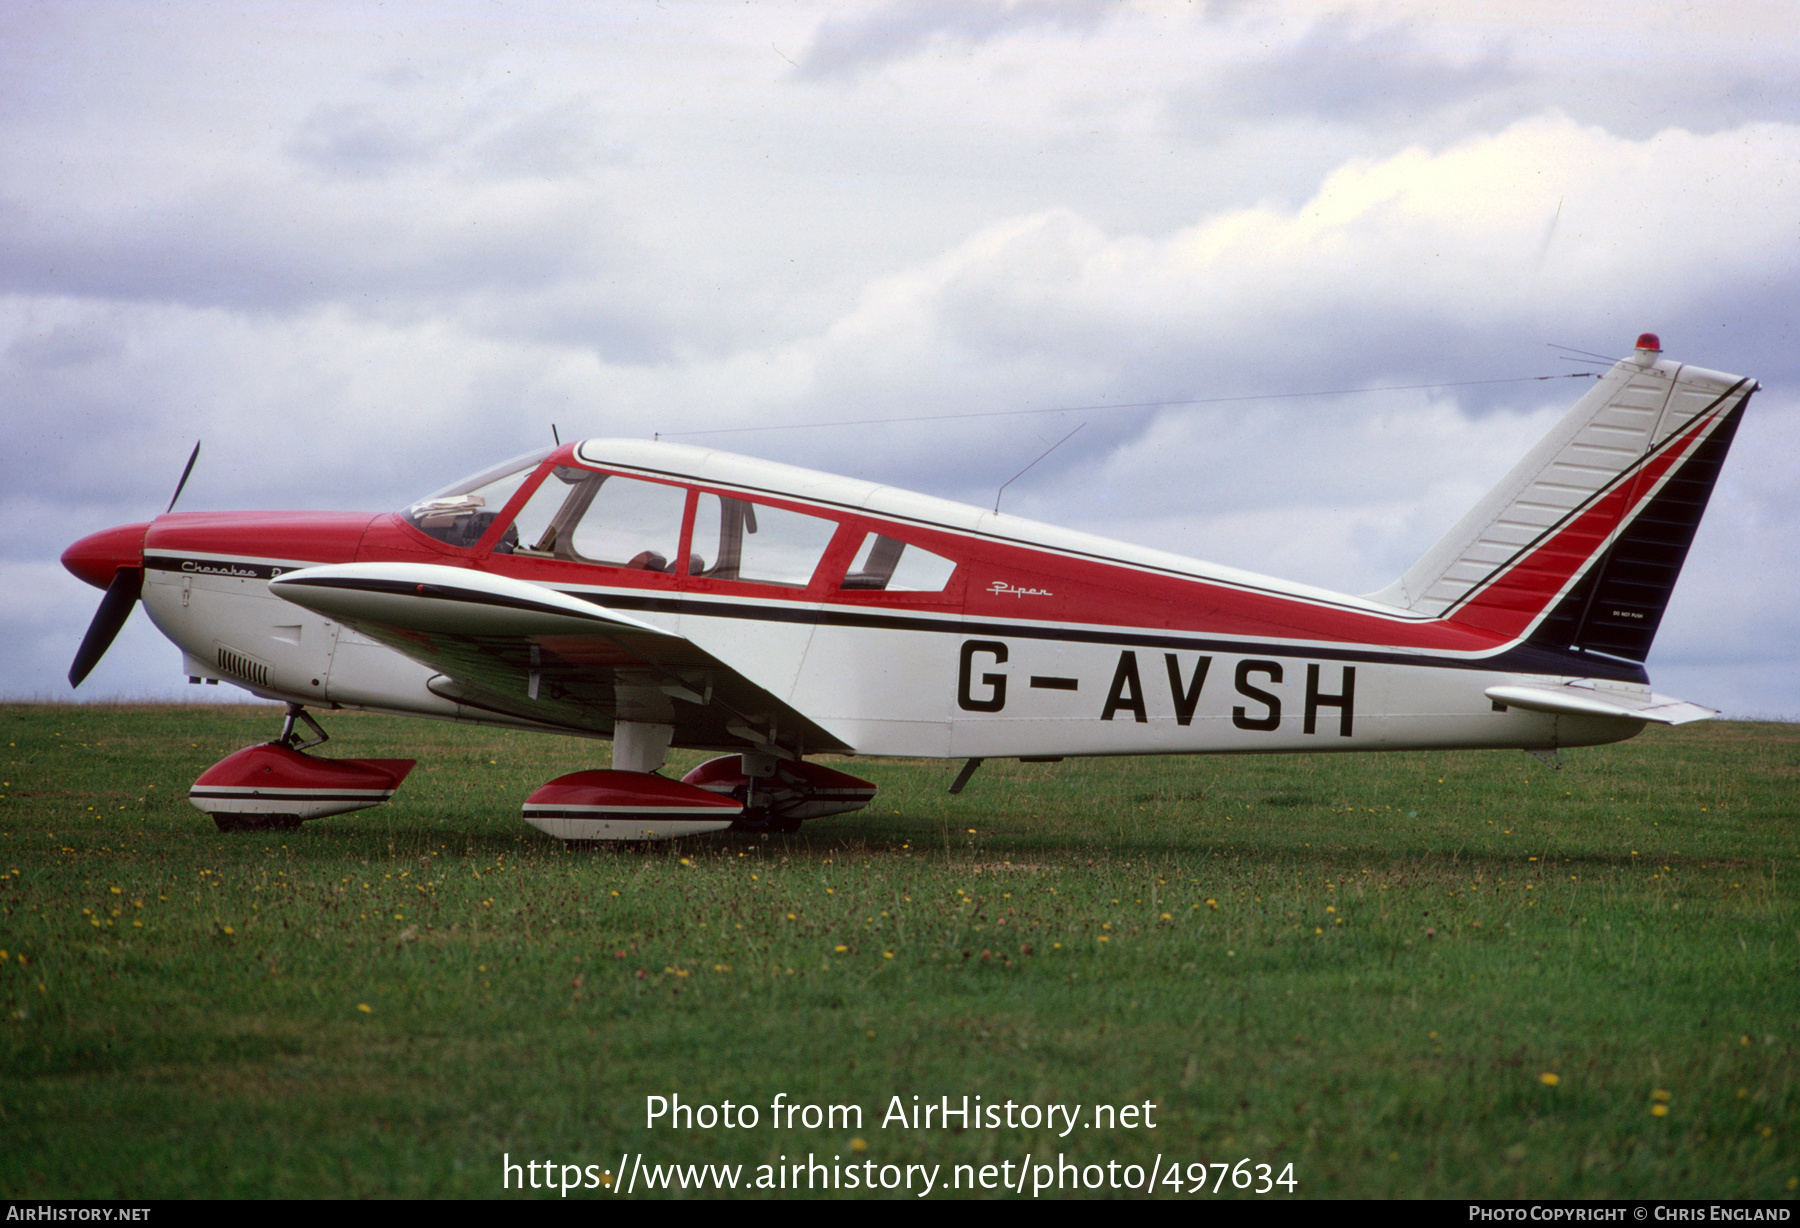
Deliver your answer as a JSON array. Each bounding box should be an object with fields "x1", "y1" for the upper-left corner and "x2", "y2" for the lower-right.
[{"x1": 62, "y1": 334, "x2": 1754, "y2": 841}]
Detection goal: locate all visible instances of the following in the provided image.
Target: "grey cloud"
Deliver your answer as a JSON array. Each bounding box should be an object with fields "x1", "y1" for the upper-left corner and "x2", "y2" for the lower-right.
[
  {"x1": 288, "y1": 105, "x2": 448, "y2": 180},
  {"x1": 6, "y1": 316, "x2": 124, "y2": 369},
  {"x1": 798, "y1": 0, "x2": 1118, "y2": 79},
  {"x1": 1216, "y1": 18, "x2": 1518, "y2": 126},
  {"x1": 0, "y1": 184, "x2": 634, "y2": 325},
  {"x1": 289, "y1": 96, "x2": 630, "y2": 182}
]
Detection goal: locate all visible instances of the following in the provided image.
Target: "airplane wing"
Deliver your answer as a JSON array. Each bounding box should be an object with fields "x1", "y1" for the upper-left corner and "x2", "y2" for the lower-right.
[{"x1": 268, "y1": 562, "x2": 850, "y2": 754}]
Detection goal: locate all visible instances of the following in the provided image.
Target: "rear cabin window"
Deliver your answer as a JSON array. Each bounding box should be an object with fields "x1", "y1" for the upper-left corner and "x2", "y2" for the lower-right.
[
  {"x1": 691, "y1": 493, "x2": 838, "y2": 588},
  {"x1": 838, "y1": 532, "x2": 957, "y2": 593}
]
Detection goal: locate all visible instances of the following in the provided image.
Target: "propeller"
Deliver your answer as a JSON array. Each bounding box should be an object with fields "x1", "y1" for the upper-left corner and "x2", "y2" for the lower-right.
[
  {"x1": 166, "y1": 439, "x2": 201, "y2": 513},
  {"x1": 65, "y1": 441, "x2": 200, "y2": 688},
  {"x1": 68, "y1": 567, "x2": 144, "y2": 687}
]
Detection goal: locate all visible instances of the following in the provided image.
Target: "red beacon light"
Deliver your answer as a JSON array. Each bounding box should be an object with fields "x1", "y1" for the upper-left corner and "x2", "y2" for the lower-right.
[{"x1": 1635, "y1": 332, "x2": 1662, "y2": 352}]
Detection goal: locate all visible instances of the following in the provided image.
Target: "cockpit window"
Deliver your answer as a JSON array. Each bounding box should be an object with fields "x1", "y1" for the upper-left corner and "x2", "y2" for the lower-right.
[
  {"x1": 504, "y1": 466, "x2": 688, "y2": 573},
  {"x1": 402, "y1": 447, "x2": 556, "y2": 548},
  {"x1": 566, "y1": 474, "x2": 688, "y2": 570}
]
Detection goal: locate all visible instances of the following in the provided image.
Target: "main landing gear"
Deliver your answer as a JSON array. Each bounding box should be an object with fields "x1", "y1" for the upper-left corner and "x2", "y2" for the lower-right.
[
  {"x1": 519, "y1": 721, "x2": 879, "y2": 843},
  {"x1": 188, "y1": 708, "x2": 876, "y2": 843},
  {"x1": 518, "y1": 756, "x2": 879, "y2": 842},
  {"x1": 684, "y1": 755, "x2": 878, "y2": 834},
  {"x1": 188, "y1": 703, "x2": 416, "y2": 832}
]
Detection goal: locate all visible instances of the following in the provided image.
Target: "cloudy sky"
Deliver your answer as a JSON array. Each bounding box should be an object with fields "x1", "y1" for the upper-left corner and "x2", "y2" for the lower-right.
[{"x1": 4, "y1": 0, "x2": 1796, "y2": 719}]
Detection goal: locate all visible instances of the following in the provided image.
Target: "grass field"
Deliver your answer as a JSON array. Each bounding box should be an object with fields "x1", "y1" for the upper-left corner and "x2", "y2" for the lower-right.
[{"x1": 1, "y1": 702, "x2": 1795, "y2": 1199}]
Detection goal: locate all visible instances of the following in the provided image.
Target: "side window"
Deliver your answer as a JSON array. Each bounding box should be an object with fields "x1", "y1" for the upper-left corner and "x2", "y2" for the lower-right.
[
  {"x1": 692, "y1": 493, "x2": 838, "y2": 588},
  {"x1": 506, "y1": 467, "x2": 687, "y2": 573},
  {"x1": 839, "y1": 532, "x2": 957, "y2": 593},
  {"x1": 568, "y1": 475, "x2": 688, "y2": 571}
]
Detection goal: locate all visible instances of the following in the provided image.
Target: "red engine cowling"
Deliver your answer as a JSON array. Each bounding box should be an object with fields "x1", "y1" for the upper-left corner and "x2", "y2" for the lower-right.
[
  {"x1": 190, "y1": 743, "x2": 416, "y2": 832},
  {"x1": 522, "y1": 769, "x2": 743, "y2": 842},
  {"x1": 683, "y1": 756, "x2": 878, "y2": 832}
]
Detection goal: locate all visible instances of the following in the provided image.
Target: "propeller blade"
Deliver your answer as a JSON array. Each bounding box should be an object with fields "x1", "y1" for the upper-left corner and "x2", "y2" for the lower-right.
[
  {"x1": 69, "y1": 567, "x2": 144, "y2": 688},
  {"x1": 166, "y1": 440, "x2": 201, "y2": 513}
]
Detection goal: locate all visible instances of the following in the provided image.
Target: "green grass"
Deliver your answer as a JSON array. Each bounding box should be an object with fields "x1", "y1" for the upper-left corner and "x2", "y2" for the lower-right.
[{"x1": 1, "y1": 703, "x2": 1795, "y2": 1198}]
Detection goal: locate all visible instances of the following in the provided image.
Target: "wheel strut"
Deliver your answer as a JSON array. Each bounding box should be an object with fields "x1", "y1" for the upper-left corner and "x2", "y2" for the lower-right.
[{"x1": 276, "y1": 703, "x2": 329, "y2": 751}]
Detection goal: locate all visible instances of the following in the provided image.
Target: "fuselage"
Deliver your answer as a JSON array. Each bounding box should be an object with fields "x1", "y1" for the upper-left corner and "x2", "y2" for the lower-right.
[{"x1": 71, "y1": 438, "x2": 1641, "y2": 759}]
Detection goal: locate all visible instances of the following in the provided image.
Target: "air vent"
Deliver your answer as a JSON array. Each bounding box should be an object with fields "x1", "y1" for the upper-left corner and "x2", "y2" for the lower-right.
[{"x1": 216, "y1": 645, "x2": 271, "y2": 687}]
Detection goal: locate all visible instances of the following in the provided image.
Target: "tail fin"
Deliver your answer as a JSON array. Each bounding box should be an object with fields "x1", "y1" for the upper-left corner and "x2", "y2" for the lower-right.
[{"x1": 1368, "y1": 335, "x2": 1756, "y2": 667}]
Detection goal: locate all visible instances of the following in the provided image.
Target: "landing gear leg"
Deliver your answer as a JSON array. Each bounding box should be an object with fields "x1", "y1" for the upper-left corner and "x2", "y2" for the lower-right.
[
  {"x1": 276, "y1": 703, "x2": 329, "y2": 750},
  {"x1": 728, "y1": 764, "x2": 801, "y2": 833}
]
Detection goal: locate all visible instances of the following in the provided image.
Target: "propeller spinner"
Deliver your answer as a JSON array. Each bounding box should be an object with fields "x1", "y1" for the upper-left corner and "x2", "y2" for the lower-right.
[{"x1": 62, "y1": 441, "x2": 199, "y2": 688}]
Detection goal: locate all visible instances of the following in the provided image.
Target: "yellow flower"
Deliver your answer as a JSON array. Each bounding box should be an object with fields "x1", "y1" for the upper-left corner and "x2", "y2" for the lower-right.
[
  {"x1": 1652, "y1": 1089, "x2": 1671, "y2": 1102},
  {"x1": 851, "y1": 1138, "x2": 868, "y2": 1153},
  {"x1": 1539, "y1": 1072, "x2": 1560, "y2": 1086},
  {"x1": 834, "y1": 944, "x2": 847, "y2": 953},
  {"x1": 357, "y1": 1003, "x2": 372, "y2": 1014},
  {"x1": 1650, "y1": 1104, "x2": 1668, "y2": 1117}
]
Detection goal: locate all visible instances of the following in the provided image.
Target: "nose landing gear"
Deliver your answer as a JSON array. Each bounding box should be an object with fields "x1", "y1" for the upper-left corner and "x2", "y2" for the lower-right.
[{"x1": 189, "y1": 704, "x2": 416, "y2": 832}]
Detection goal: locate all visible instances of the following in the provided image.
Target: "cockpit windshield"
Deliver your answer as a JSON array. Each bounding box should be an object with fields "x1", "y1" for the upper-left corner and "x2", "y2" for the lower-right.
[{"x1": 401, "y1": 447, "x2": 556, "y2": 548}]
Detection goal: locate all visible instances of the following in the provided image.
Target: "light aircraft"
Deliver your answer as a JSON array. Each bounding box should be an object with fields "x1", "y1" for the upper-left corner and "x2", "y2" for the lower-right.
[{"x1": 62, "y1": 334, "x2": 1754, "y2": 841}]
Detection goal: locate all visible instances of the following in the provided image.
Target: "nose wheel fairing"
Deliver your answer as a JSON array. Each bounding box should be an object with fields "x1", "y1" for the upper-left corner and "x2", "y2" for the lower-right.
[{"x1": 189, "y1": 741, "x2": 416, "y2": 831}]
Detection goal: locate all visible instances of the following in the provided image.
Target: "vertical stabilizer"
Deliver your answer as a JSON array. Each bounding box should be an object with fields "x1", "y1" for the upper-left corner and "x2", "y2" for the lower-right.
[{"x1": 1367, "y1": 335, "x2": 1755, "y2": 663}]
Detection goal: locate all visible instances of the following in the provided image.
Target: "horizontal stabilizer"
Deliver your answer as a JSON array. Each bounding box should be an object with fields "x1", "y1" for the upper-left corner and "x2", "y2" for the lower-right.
[{"x1": 1484, "y1": 683, "x2": 1716, "y2": 725}]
